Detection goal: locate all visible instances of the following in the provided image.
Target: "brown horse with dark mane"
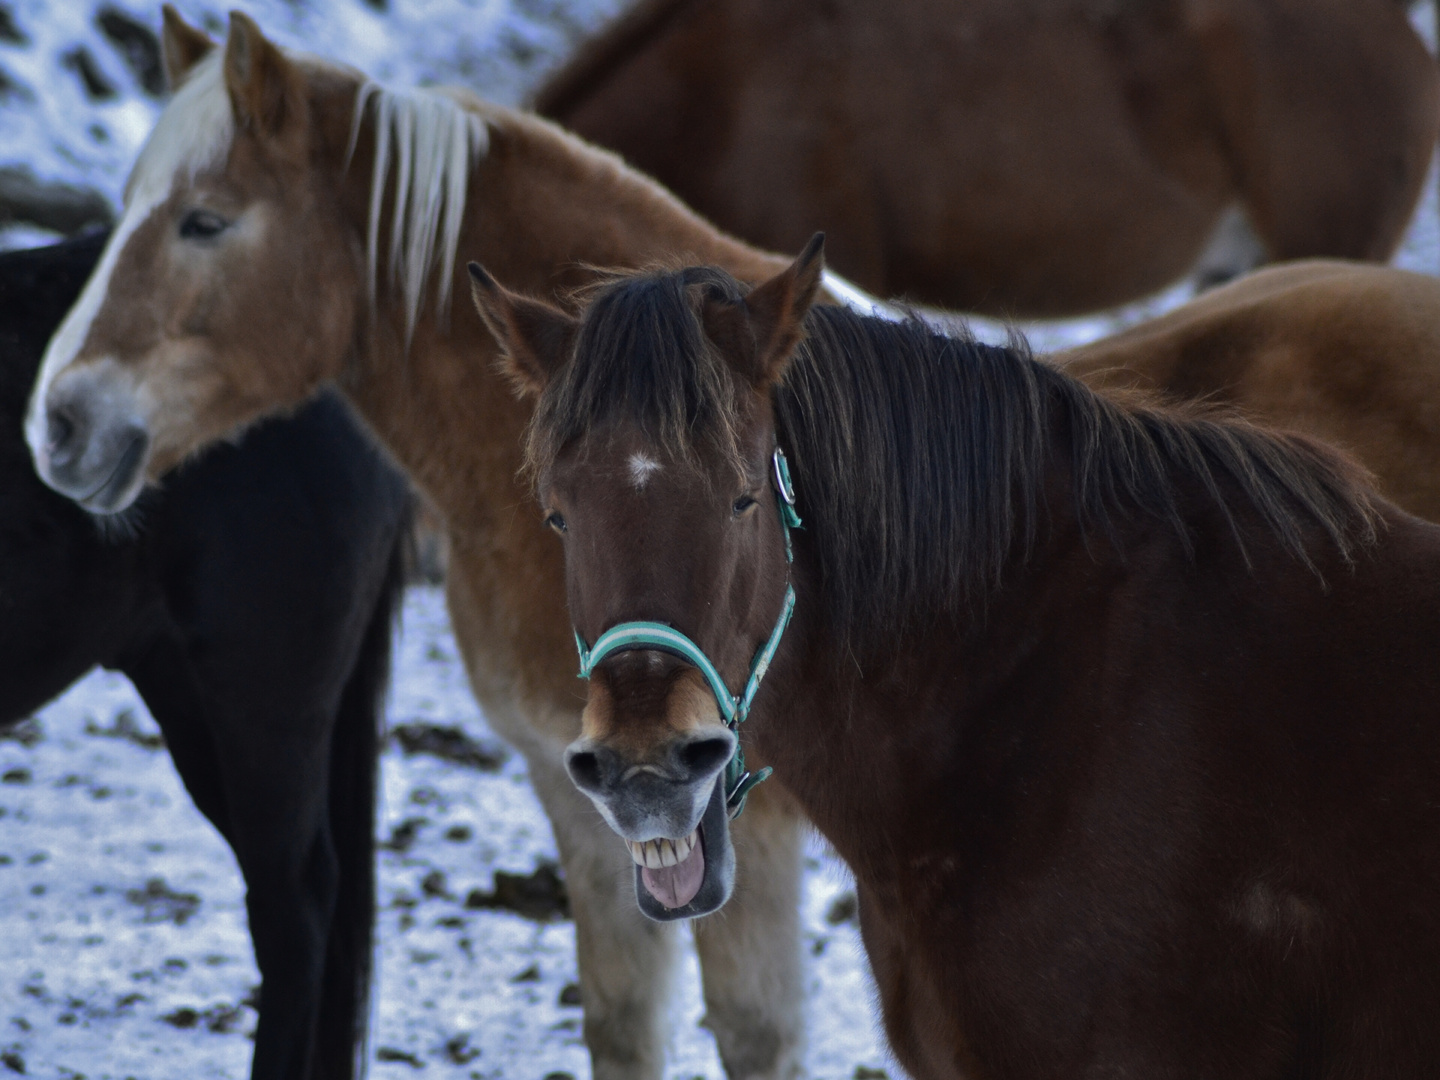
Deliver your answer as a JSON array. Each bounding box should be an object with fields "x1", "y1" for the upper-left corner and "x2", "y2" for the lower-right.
[
  {"x1": 535, "y1": 0, "x2": 1439, "y2": 316},
  {"x1": 472, "y1": 238, "x2": 1440, "y2": 1078}
]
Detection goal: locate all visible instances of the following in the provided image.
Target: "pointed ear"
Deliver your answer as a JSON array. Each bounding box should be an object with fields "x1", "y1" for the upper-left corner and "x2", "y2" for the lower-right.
[
  {"x1": 161, "y1": 5, "x2": 215, "y2": 90},
  {"x1": 468, "y1": 263, "x2": 578, "y2": 398},
  {"x1": 703, "y1": 233, "x2": 825, "y2": 387},
  {"x1": 223, "y1": 11, "x2": 305, "y2": 140}
]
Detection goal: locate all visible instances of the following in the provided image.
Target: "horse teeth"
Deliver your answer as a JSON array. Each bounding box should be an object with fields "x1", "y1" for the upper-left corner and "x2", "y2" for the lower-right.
[{"x1": 628, "y1": 832, "x2": 699, "y2": 869}]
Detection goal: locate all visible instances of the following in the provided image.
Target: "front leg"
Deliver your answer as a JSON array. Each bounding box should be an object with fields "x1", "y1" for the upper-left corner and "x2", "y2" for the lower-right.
[
  {"x1": 123, "y1": 642, "x2": 334, "y2": 1080},
  {"x1": 526, "y1": 748, "x2": 679, "y2": 1080},
  {"x1": 692, "y1": 778, "x2": 806, "y2": 1080}
]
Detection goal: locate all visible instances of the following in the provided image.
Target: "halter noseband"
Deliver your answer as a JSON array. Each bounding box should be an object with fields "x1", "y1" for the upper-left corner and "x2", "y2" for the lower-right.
[{"x1": 573, "y1": 447, "x2": 801, "y2": 818}]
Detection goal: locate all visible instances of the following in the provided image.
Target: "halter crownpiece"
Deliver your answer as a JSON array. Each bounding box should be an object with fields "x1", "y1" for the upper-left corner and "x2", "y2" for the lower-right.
[{"x1": 574, "y1": 446, "x2": 801, "y2": 817}]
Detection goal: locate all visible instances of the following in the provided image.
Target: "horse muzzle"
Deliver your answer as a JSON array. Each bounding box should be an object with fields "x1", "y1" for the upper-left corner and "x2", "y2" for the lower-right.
[
  {"x1": 30, "y1": 363, "x2": 151, "y2": 513},
  {"x1": 564, "y1": 726, "x2": 738, "y2": 920}
]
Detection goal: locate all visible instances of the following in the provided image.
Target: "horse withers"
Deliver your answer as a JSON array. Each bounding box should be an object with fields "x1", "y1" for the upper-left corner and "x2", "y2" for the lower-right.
[
  {"x1": 472, "y1": 239, "x2": 1440, "y2": 1078},
  {"x1": 1, "y1": 232, "x2": 412, "y2": 1080}
]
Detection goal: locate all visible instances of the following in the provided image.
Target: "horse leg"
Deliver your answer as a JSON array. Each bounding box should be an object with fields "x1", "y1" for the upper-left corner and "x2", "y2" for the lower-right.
[
  {"x1": 1193, "y1": 0, "x2": 1439, "y2": 263},
  {"x1": 122, "y1": 642, "x2": 338, "y2": 1080},
  {"x1": 119, "y1": 634, "x2": 232, "y2": 842},
  {"x1": 214, "y1": 712, "x2": 340, "y2": 1080},
  {"x1": 691, "y1": 780, "x2": 806, "y2": 1080},
  {"x1": 526, "y1": 748, "x2": 678, "y2": 1080}
]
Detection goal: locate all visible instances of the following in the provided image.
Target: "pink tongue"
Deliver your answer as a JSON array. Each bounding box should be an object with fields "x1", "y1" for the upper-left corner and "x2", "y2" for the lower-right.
[{"x1": 640, "y1": 836, "x2": 706, "y2": 909}]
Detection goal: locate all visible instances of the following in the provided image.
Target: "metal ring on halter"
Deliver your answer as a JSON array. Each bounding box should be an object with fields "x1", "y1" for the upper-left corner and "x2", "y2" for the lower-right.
[{"x1": 773, "y1": 446, "x2": 797, "y2": 506}]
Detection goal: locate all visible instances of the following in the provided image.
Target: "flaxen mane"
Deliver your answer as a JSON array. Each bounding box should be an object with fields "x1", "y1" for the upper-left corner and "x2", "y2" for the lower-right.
[
  {"x1": 348, "y1": 82, "x2": 487, "y2": 343},
  {"x1": 528, "y1": 267, "x2": 1379, "y2": 646}
]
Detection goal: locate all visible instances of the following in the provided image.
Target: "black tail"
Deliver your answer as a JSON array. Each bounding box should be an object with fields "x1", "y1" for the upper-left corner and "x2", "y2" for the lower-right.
[{"x1": 313, "y1": 513, "x2": 410, "y2": 1080}]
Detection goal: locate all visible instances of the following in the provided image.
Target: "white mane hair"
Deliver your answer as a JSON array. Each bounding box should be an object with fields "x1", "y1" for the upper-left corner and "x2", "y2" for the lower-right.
[{"x1": 348, "y1": 82, "x2": 488, "y2": 345}]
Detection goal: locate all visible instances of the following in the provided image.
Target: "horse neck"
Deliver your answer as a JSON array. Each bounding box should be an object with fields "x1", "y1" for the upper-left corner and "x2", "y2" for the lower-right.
[
  {"x1": 756, "y1": 525, "x2": 1076, "y2": 883},
  {"x1": 338, "y1": 103, "x2": 785, "y2": 536}
]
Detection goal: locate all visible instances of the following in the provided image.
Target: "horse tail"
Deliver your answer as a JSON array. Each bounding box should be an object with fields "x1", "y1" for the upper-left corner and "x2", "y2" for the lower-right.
[{"x1": 314, "y1": 505, "x2": 411, "y2": 1080}]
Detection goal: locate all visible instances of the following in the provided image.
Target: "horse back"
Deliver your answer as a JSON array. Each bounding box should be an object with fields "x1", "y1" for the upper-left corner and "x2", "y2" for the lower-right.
[{"x1": 1059, "y1": 260, "x2": 1440, "y2": 523}]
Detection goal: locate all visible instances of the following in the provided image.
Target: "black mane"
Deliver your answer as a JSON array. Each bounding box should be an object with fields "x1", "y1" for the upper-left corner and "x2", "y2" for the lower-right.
[{"x1": 528, "y1": 266, "x2": 1379, "y2": 648}]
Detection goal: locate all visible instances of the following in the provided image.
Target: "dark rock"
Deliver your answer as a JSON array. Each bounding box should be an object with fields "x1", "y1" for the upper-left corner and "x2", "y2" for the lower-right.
[
  {"x1": 0, "y1": 5, "x2": 25, "y2": 44},
  {"x1": 420, "y1": 869, "x2": 450, "y2": 899},
  {"x1": 464, "y1": 860, "x2": 570, "y2": 922},
  {"x1": 0, "y1": 719, "x2": 41, "y2": 747},
  {"x1": 825, "y1": 891, "x2": 858, "y2": 925},
  {"x1": 62, "y1": 46, "x2": 117, "y2": 101},
  {"x1": 161, "y1": 1007, "x2": 198, "y2": 1029},
  {"x1": 125, "y1": 877, "x2": 200, "y2": 926},
  {"x1": 96, "y1": 6, "x2": 164, "y2": 96},
  {"x1": 382, "y1": 817, "x2": 428, "y2": 853},
  {"x1": 443, "y1": 1034, "x2": 479, "y2": 1065},
  {"x1": 84, "y1": 708, "x2": 164, "y2": 751},
  {"x1": 388, "y1": 722, "x2": 506, "y2": 771},
  {"x1": 375, "y1": 1046, "x2": 425, "y2": 1068},
  {"x1": 558, "y1": 982, "x2": 582, "y2": 1006}
]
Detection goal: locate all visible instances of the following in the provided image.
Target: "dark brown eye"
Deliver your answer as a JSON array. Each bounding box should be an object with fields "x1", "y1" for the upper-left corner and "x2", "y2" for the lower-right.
[
  {"x1": 179, "y1": 210, "x2": 228, "y2": 240},
  {"x1": 732, "y1": 495, "x2": 758, "y2": 517},
  {"x1": 545, "y1": 511, "x2": 568, "y2": 534}
]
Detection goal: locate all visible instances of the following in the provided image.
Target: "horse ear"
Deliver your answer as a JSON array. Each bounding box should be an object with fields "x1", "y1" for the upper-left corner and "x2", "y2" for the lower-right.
[
  {"x1": 707, "y1": 233, "x2": 825, "y2": 388},
  {"x1": 223, "y1": 11, "x2": 305, "y2": 141},
  {"x1": 468, "y1": 263, "x2": 578, "y2": 398},
  {"x1": 161, "y1": 5, "x2": 214, "y2": 90}
]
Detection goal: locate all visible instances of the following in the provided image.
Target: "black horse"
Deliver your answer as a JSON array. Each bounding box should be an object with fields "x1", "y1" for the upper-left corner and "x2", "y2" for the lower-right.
[{"x1": 1, "y1": 233, "x2": 413, "y2": 1080}]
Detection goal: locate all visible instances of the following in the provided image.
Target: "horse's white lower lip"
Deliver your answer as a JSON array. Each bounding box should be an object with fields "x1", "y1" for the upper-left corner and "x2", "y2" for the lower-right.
[{"x1": 628, "y1": 830, "x2": 698, "y2": 869}]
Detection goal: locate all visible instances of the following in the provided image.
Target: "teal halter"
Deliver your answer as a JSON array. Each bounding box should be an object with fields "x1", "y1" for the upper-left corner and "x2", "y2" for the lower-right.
[{"x1": 574, "y1": 447, "x2": 802, "y2": 818}]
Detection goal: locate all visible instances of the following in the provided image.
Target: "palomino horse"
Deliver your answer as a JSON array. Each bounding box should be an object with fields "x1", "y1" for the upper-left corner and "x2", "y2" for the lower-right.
[
  {"x1": 534, "y1": 0, "x2": 1440, "y2": 316},
  {"x1": 24, "y1": 10, "x2": 807, "y2": 1078},
  {"x1": 1, "y1": 234, "x2": 411, "y2": 1080},
  {"x1": 474, "y1": 240, "x2": 1440, "y2": 1078}
]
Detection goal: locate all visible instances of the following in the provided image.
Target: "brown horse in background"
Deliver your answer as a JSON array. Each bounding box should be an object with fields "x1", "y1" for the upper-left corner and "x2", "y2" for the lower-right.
[
  {"x1": 1060, "y1": 259, "x2": 1440, "y2": 520},
  {"x1": 478, "y1": 241, "x2": 1440, "y2": 1079},
  {"x1": 535, "y1": 0, "x2": 1439, "y2": 317}
]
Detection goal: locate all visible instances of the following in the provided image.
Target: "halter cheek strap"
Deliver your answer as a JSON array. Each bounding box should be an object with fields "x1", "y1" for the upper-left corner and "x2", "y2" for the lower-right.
[{"x1": 574, "y1": 447, "x2": 801, "y2": 818}]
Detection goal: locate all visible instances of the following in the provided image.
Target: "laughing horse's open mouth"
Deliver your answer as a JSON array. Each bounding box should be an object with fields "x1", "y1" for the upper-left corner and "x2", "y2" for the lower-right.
[{"x1": 629, "y1": 776, "x2": 734, "y2": 921}]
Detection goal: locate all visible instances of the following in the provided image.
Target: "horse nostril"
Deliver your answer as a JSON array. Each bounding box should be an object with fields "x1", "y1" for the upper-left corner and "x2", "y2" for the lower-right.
[
  {"x1": 566, "y1": 749, "x2": 605, "y2": 794},
  {"x1": 47, "y1": 407, "x2": 77, "y2": 454},
  {"x1": 678, "y1": 735, "x2": 735, "y2": 780}
]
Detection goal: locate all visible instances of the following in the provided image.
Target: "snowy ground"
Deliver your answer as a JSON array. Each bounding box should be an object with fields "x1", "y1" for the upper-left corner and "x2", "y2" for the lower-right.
[
  {"x1": 0, "y1": 586, "x2": 889, "y2": 1080},
  {"x1": 3, "y1": 1, "x2": 1440, "y2": 1078}
]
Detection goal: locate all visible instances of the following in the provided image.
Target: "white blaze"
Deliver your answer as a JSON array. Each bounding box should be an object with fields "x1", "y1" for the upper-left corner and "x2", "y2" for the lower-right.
[{"x1": 23, "y1": 49, "x2": 234, "y2": 462}]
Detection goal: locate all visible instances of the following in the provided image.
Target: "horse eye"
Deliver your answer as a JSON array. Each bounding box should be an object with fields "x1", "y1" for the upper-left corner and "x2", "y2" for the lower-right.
[
  {"x1": 732, "y1": 495, "x2": 758, "y2": 517},
  {"x1": 179, "y1": 210, "x2": 229, "y2": 240},
  {"x1": 545, "y1": 511, "x2": 568, "y2": 535}
]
